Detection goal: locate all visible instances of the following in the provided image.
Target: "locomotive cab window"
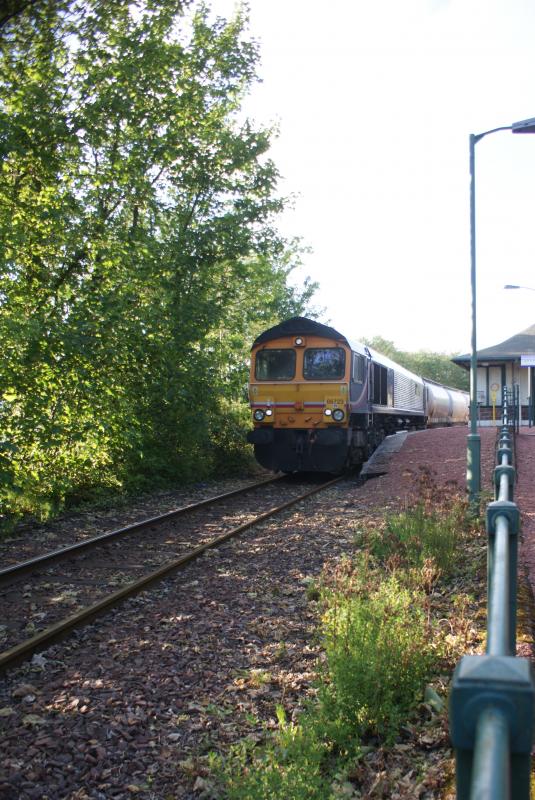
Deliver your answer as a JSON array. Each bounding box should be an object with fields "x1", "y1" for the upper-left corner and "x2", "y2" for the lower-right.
[
  {"x1": 303, "y1": 348, "x2": 346, "y2": 380},
  {"x1": 255, "y1": 348, "x2": 296, "y2": 381},
  {"x1": 352, "y1": 353, "x2": 365, "y2": 384}
]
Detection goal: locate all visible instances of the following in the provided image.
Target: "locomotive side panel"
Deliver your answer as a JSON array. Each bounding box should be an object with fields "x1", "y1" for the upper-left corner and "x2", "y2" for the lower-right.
[{"x1": 392, "y1": 370, "x2": 425, "y2": 414}]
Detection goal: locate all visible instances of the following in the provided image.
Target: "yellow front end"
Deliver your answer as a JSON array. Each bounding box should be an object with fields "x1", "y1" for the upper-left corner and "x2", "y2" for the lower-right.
[
  {"x1": 247, "y1": 334, "x2": 351, "y2": 472},
  {"x1": 249, "y1": 335, "x2": 350, "y2": 429}
]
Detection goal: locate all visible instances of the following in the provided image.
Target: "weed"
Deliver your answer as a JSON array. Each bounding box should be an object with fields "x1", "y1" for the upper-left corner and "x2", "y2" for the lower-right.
[
  {"x1": 274, "y1": 641, "x2": 288, "y2": 661},
  {"x1": 247, "y1": 669, "x2": 271, "y2": 688},
  {"x1": 305, "y1": 579, "x2": 321, "y2": 602},
  {"x1": 365, "y1": 495, "x2": 469, "y2": 580},
  {"x1": 205, "y1": 703, "x2": 233, "y2": 719},
  {"x1": 215, "y1": 710, "x2": 332, "y2": 800},
  {"x1": 320, "y1": 569, "x2": 435, "y2": 744}
]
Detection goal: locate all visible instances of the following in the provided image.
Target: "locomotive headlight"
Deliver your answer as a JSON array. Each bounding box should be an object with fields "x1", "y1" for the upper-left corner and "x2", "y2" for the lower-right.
[
  {"x1": 323, "y1": 408, "x2": 332, "y2": 416},
  {"x1": 265, "y1": 409, "x2": 273, "y2": 416},
  {"x1": 253, "y1": 409, "x2": 265, "y2": 421},
  {"x1": 332, "y1": 408, "x2": 345, "y2": 422}
]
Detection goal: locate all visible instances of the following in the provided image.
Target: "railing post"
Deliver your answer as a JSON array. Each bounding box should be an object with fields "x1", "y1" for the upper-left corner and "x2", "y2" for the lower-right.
[{"x1": 450, "y1": 655, "x2": 534, "y2": 798}]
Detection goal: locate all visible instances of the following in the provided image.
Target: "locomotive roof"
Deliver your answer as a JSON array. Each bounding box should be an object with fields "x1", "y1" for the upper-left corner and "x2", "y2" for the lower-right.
[
  {"x1": 253, "y1": 317, "x2": 424, "y2": 384},
  {"x1": 252, "y1": 317, "x2": 349, "y2": 345}
]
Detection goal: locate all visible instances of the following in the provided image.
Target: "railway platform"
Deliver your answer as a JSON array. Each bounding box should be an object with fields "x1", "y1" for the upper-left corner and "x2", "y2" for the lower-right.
[
  {"x1": 362, "y1": 426, "x2": 535, "y2": 659},
  {"x1": 513, "y1": 428, "x2": 535, "y2": 647},
  {"x1": 357, "y1": 426, "x2": 498, "y2": 510}
]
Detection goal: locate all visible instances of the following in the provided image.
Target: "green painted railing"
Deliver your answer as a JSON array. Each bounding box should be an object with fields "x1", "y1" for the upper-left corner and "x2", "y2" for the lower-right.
[{"x1": 450, "y1": 401, "x2": 535, "y2": 798}]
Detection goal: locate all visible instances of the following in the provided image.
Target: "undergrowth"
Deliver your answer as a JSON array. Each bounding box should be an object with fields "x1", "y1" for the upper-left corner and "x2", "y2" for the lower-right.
[{"x1": 211, "y1": 472, "x2": 484, "y2": 799}]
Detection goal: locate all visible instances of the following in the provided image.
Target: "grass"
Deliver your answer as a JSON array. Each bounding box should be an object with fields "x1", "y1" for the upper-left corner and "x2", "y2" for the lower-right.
[{"x1": 209, "y1": 477, "x2": 485, "y2": 799}]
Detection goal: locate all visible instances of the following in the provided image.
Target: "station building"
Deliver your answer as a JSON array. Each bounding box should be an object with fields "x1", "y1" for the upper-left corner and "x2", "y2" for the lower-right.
[{"x1": 452, "y1": 324, "x2": 535, "y2": 425}]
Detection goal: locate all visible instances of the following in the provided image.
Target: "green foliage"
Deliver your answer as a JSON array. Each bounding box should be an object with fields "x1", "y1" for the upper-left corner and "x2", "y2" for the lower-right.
[
  {"x1": 217, "y1": 715, "x2": 331, "y2": 800},
  {"x1": 320, "y1": 566, "x2": 434, "y2": 744},
  {"x1": 0, "y1": 0, "x2": 316, "y2": 522},
  {"x1": 367, "y1": 504, "x2": 463, "y2": 575},
  {"x1": 364, "y1": 336, "x2": 469, "y2": 391}
]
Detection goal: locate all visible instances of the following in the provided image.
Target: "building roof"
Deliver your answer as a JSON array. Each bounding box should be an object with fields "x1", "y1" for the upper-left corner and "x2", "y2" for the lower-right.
[{"x1": 452, "y1": 323, "x2": 535, "y2": 367}]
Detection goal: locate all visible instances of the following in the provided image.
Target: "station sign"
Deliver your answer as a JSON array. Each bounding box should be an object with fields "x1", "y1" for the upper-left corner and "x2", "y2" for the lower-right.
[{"x1": 520, "y1": 354, "x2": 535, "y2": 367}]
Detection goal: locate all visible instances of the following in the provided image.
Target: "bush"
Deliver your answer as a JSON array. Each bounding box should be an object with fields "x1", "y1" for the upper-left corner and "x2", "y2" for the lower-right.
[
  {"x1": 320, "y1": 568, "x2": 435, "y2": 744},
  {"x1": 215, "y1": 563, "x2": 437, "y2": 799}
]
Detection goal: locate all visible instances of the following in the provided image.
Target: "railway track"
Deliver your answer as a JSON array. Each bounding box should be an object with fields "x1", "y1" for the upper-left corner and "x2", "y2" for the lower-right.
[
  {"x1": 0, "y1": 475, "x2": 283, "y2": 585},
  {"x1": 0, "y1": 474, "x2": 344, "y2": 673}
]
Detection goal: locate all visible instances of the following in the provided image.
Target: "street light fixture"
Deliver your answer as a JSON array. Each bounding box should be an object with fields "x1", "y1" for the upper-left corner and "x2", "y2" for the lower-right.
[
  {"x1": 468, "y1": 116, "x2": 535, "y2": 510},
  {"x1": 504, "y1": 284, "x2": 535, "y2": 291}
]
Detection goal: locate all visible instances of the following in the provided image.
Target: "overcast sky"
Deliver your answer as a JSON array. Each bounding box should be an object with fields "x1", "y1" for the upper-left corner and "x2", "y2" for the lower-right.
[{"x1": 211, "y1": 0, "x2": 535, "y2": 354}]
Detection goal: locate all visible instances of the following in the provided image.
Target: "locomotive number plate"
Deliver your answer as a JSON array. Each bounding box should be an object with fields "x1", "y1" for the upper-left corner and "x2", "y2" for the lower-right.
[{"x1": 325, "y1": 398, "x2": 343, "y2": 407}]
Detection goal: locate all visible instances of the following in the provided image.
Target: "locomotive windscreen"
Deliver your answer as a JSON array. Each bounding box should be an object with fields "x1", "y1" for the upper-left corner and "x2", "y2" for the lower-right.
[
  {"x1": 303, "y1": 348, "x2": 346, "y2": 380},
  {"x1": 255, "y1": 349, "x2": 296, "y2": 380}
]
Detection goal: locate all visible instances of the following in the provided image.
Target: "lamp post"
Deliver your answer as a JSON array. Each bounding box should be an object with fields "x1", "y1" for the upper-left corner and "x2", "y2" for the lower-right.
[{"x1": 468, "y1": 116, "x2": 535, "y2": 510}]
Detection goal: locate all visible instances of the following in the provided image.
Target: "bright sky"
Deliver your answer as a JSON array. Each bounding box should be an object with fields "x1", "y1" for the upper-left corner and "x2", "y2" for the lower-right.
[{"x1": 211, "y1": 0, "x2": 535, "y2": 354}]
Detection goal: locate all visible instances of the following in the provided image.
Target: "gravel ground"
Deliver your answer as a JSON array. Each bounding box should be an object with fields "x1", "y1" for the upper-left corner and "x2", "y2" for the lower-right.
[
  {"x1": 0, "y1": 428, "x2": 500, "y2": 799},
  {"x1": 357, "y1": 427, "x2": 497, "y2": 511}
]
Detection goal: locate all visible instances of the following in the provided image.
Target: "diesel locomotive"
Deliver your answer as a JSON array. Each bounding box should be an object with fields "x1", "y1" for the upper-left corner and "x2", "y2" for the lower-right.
[{"x1": 247, "y1": 317, "x2": 469, "y2": 473}]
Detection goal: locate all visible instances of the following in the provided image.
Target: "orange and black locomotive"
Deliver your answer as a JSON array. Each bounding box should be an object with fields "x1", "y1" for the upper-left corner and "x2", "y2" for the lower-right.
[{"x1": 247, "y1": 317, "x2": 468, "y2": 473}]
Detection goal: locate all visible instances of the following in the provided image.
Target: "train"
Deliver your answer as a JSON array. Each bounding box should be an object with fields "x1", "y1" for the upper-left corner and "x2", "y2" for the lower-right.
[{"x1": 246, "y1": 316, "x2": 469, "y2": 473}]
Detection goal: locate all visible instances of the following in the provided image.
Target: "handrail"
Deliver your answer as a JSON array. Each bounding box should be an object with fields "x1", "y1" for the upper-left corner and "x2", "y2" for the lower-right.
[{"x1": 450, "y1": 414, "x2": 535, "y2": 798}]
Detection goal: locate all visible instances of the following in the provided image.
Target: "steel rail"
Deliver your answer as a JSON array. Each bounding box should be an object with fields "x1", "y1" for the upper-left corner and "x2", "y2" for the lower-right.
[
  {"x1": 0, "y1": 475, "x2": 344, "y2": 673},
  {"x1": 0, "y1": 475, "x2": 283, "y2": 587}
]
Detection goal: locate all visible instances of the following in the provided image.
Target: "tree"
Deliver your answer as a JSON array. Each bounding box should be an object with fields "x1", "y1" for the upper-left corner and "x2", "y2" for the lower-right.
[{"x1": 0, "y1": 0, "x2": 315, "y2": 520}]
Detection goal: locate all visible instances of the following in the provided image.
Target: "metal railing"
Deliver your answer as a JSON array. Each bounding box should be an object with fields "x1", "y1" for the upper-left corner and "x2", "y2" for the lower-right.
[
  {"x1": 450, "y1": 411, "x2": 535, "y2": 798},
  {"x1": 502, "y1": 385, "x2": 520, "y2": 432}
]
